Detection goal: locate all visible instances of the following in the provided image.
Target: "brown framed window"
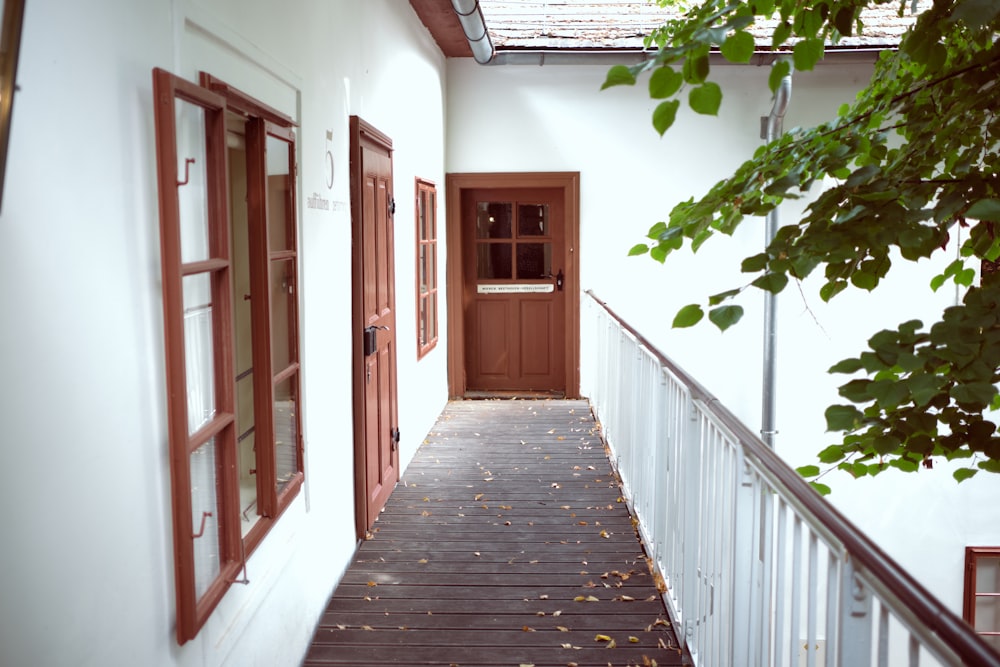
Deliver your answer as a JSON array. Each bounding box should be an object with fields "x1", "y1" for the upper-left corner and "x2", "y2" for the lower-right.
[
  {"x1": 415, "y1": 178, "x2": 438, "y2": 358},
  {"x1": 964, "y1": 547, "x2": 1000, "y2": 652},
  {"x1": 152, "y1": 68, "x2": 303, "y2": 644}
]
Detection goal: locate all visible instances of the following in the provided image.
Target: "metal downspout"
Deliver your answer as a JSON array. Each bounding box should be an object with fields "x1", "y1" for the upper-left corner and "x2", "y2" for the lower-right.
[
  {"x1": 451, "y1": 0, "x2": 495, "y2": 64},
  {"x1": 760, "y1": 63, "x2": 792, "y2": 449}
]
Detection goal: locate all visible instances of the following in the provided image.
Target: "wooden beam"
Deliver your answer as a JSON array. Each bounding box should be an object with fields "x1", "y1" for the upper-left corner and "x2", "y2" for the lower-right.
[{"x1": 409, "y1": 0, "x2": 474, "y2": 58}]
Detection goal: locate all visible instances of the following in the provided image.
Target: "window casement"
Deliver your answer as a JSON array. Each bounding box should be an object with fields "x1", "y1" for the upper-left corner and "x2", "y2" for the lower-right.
[
  {"x1": 152, "y1": 68, "x2": 303, "y2": 644},
  {"x1": 964, "y1": 547, "x2": 1000, "y2": 652},
  {"x1": 415, "y1": 178, "x2": 438, "y2": 358}
]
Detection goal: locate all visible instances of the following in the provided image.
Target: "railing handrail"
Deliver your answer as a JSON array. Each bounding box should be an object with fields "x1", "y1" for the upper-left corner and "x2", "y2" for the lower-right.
[{"x1": 584, "y1": 289, "x2": 1000, "y2": 666}]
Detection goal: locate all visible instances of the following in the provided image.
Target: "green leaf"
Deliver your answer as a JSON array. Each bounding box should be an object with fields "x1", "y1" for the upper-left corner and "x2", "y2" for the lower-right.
[
  {"x1": 829, "y1": 357, "x2": 863, "y2": 374},
  {"x1": 720, "y1": 30, "x2": 755, "y2": 63},
  {"x1": 752, "y1": 272, "x2": 789, "y2": 293},
  {"x1": 809, "y1": 481, "x2": 832, "y2": 496},
  {"x1": 652, "y1": 99, "x2": 681, "y2": 136},
  {"x1": 796, "y1": 464, "x2": 821, "y2": 477},
  {"x1": 683, "y1": 53, "x2": 710, "y2": 84},
  {"x1": 708, "y1": 305, "x2": 744, "y2": 331},
  {"x1": 872, "y1": 434, "x2": 901, "y2": 455},
  {"x1": 649, "y1": 66, "x2": 684, "y2": 99},
  {"x1": 951, "y1": 382, "x2": 998, "y2": 407},
  {"x1": 966, "y1": 199, "x2": 1000, "y2": 222},
  {"x1": 792, "y1": 38, "x2": 824, "y2": 71},
  {"x1": 772, "y1": 21, "x2": 792, "y2": 47},
  {"x1": 950, "y1": 0, "x2": 1000, "y2": 29},
  {"x1": 820, "y1": 280, "x2": 847, "y2": 302},
  {"x1": 818, "y1": 445, "x2": 846, "y2": 464},
  {"x1": 768, "y1": 59, "x2": 791, "y2": 93},
  {"x1": 954, "y1": 468, "x2": 978, "y2": 483},
  {"x1": 672, "y1": 304, "x2": 704, "y2": 328},
  {"x1": 602, "y1": 64, "x2": 637, "y2": 90},
  {"x1": 689, "y1": 82, "x2": 722, "y2": 116},
  {"x1": 833, "y1": 7, "x2": 855, "y2": 36},
  {"x1": 825, "y1": 404, "x2": 864, "y2": 432},
  {"x1": 628, "y1": 243, "x2": 649, "y2": 256},
  {"x1": 708, "y1": 288, "x2": 741, "y2": 305},
  {"x1": 741, "y1": 253, "x2": 769, "y2": 272}
]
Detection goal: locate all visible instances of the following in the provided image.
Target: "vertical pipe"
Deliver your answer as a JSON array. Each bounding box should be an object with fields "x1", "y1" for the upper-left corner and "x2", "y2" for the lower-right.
[{"x1": 761, "y1": 61, "x2": 792, "y2": 449}]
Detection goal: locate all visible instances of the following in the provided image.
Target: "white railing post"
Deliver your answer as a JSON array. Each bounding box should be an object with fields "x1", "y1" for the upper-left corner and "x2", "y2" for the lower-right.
[
  {"x1": 682, "y1": 397, "x2": 702, "y2": 660},
  {"x1": 730, "y1": 452, "x2": 756, "y2": 666},
  {"x1": 838, "y1": 560, "x2": 873, "y2": 667}
]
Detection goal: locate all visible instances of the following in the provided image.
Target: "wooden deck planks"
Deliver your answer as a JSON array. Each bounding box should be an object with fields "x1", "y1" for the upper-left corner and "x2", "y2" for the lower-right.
[{"x1": 303, "y1": 399, "x2": 691, "y2": 667}]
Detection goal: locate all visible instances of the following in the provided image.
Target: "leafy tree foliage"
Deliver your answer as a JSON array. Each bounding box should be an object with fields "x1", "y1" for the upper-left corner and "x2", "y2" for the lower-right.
[{"x1": 605, "y1": 0, "x2": 1000, "y2": 488}]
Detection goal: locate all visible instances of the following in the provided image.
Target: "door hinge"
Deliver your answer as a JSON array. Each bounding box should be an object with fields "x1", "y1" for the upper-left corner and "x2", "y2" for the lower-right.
[
  {"x1": 390, "y1": 427, "x2": 401, "y2": 451},
  {"x1": 388, "y1": 195, "x2": 396, "y2": 216}
]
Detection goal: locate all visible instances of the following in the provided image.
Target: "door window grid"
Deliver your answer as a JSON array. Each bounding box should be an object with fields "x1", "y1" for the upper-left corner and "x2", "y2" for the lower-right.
[
  {"x1": 416, "y1": 179, "x2": 438, "y2": 358},
  {"x1": 153, "y1": 68, "x2": 303, "y2": 644},
  {"x1": 475, "y1": 200, "x2": 552, "y2": 281},
  {"x1": 964, "y1": 547, "x2": 1000, "y2": 652}
]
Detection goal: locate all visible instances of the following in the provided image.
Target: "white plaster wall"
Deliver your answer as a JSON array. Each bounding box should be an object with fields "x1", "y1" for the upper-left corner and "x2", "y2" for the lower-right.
[
  {"x1": 446, "y1": 57, "x2": 1000, "y2": 618},
  {"x1": 0, "y1": 0, "x2": 449, "y2": 665}
]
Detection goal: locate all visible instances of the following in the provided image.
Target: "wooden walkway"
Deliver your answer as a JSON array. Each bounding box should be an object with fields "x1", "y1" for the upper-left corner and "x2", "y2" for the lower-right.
[{"x1": 303, "y1": 399, "x2": 692, "y2": 667}]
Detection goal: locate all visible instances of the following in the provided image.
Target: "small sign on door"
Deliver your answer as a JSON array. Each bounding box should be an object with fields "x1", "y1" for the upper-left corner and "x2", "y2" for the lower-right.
[{"x1": 477, "y1": 284, "x2": 555, "y2": 294}]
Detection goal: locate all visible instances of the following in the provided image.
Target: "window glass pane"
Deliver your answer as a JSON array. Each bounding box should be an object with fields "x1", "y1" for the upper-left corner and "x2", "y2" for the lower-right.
[
  {"x1": 266, "y1": 133, "x2": 293, "y2": 253},
  {"x1": 975, "y1": 596, "x2": 1000, "y2": 634},
  {"x1": 478, "y1": 243, "x2": 512, "y2": 279},
  {"x1": 190, "y1": 439, "x2": 221, "y2": 599},
  {"x1": 419, "y1": 245, "x2": 427, "y2": 294},
  {"x1": 430, "y1": 293, "x2": 438, "y2": 340},
  {"x1": 976, "y1": 557, "x2": 1000, "y2": 594},
  {"x1": 418, "y1": 295, "x2": 428, "y2": 347},
  {"x1": 429, "y1": 192, "x2": 436, "y2": 240},
  {"x1": 518, "y1": 203, "x2": 549, "y2": 237},
  {"x1": 274, "y1": 376, "x2": 298, "y2": 494},
  {"x1": 236, "y1": 371, "x2": 258, "y2": 537},
  {"x1": 430, "y1": 243, "x2": 437, "y2": 289},
  {"x1": 175, "y1": 99, "x2": 211, "y2": 264},
  {"x1": 418, "y1": 190, "x2": 427, "y2": 241},
  {"x1": 476, "y1": 202, "x2": 511, "y2": 239},
  {"x1": 516, "y1": 243, "x2": 552, "y2": 279},
  {"x1": 183, "y1": 274, "x2": 215, "y2": 434},
  {"x1": 270, "y1": 258, "x2": 297, "y2": 374}
]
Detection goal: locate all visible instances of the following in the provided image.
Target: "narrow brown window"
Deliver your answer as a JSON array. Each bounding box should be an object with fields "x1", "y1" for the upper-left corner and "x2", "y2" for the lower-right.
[
  {"x1": 152, "y1": 68, "x2": 303, "y2": 644},
  {"x1": 415, "y1": 178, "x2": 438, "y2": 358},
  {"x1": 964, "y1": 547, "x2": 1000, "y2": 652}
]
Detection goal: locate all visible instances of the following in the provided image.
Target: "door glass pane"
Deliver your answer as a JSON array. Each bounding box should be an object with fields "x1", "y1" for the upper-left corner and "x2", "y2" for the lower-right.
[
  {"x1": 430, "y1": 294, "x2": 437, "y2": 340},
  {"x1": 183, "y1": 273, "x2": 215, "y2": 434},
  {"x1": 419, "y1": 295, "x2": 428, "y2": 346},
  {"x1": 175, "y1": 99, "x2": 210, "y2": 264},
  {"x1": 274, "y1": 376, "x2": 298, "y2": 494},
  {"x1": 236, "y1": 373, "x2": 258, "y2": 537},
  {"x1": 518, "y1": 203, "x2": 549, "y2": 237},
  {"x1": 270, "y1": 258, "x2": 297, "y2": 374},
  {"x1": 476, "y1": 202, "x2": 512, "y2": 239},
  {"x1": 266, "y1": 133, "x2": 293, "y2": 253},
  {"x1": 516, "y1": 243, "x2": 552, "y2": 279},
  {"x1": 478, "y1": 243, "x2": 512, "y2": 279},
  {"x1": 190, "y1": 439, "x2": 221, "y2": 599}
]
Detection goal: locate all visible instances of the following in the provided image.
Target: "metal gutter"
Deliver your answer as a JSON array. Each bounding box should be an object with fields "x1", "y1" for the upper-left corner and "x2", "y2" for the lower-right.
[
  {"x1": 451, "y1": 0, "x2": 495, "y2": 64},
  {"x1": 760, "y1": 60, "x2": 791, "y2": 449}
]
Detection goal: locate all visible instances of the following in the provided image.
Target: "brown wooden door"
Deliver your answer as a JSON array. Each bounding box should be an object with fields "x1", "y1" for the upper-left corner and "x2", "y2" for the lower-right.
[
  {"x1": 351, "y1": 117, "x2": 399, "y2": 537},
  {"x1": 462, "y1": 187, "x2": 566, "y2": 393}
]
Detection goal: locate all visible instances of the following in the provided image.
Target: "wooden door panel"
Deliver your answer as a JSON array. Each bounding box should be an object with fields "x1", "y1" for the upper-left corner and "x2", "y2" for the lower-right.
[
  {"x1": 475, "y1": 300, "x2": 511, "y2": 377},
  {"x1": 520, "y1": 299, "x2": 556, "y2": 377}
]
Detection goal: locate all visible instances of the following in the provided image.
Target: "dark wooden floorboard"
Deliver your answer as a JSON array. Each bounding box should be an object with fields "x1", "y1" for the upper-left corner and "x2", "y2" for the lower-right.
[{"x1": 303, "y1": 399, "x2": 692, "y2": 667}]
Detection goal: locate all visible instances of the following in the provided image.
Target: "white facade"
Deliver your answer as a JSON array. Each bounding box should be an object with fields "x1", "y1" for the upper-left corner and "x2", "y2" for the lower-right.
[
  {"x1": 0, "y1": 1, "x2": 448, "y2": 665},
  {"x1": 0, "y1": 1, "x2": 995, "y2": 665}
]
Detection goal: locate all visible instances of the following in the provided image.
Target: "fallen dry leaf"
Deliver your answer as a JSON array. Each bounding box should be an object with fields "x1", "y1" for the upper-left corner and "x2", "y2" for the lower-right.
[
  {"x1": 556, "y1": 625, "x2": 570, "y2": 632},
  {"x1": 594, "y1": 634, "x2": 612, "y2": 642},
  {"x1": 522, "y1": 625, "x2": 536, "y2": 632}
]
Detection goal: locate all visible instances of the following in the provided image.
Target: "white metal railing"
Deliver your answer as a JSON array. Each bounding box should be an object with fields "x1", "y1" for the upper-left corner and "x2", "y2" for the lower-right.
[{"x1": 581, "y1": 291, "x2": 1000, "y2": 667}]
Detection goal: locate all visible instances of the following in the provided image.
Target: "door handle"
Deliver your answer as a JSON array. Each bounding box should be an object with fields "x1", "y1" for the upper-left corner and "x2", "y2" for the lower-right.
[{"x1": 555, "y1": 269, "x2": 564, "y2": 291}]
